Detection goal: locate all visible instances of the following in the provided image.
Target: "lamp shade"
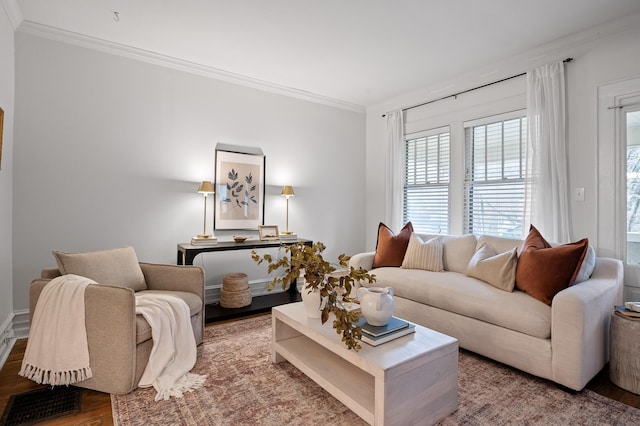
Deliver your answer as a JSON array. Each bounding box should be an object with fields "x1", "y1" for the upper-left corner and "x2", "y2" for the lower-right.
[
  {"x1": 281, "y1": 185, "x2": 295, "y2": 197},
  {"x1": 197, "y1": 181, "x2": 214, "y2": 194}
]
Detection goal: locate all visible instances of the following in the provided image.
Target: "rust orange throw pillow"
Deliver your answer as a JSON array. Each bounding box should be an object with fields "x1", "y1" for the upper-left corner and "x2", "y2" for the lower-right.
[
  {"x1": 372, "y1": 222, "x2": 413, "y2": 268},
  {"x1": 515, "y1": 225, "x2": 588, "y2": 305}
]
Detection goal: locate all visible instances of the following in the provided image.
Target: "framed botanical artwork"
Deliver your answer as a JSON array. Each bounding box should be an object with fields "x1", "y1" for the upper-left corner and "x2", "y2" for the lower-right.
[
  {"x1": 258, "y1": 225, "x2": 279, "y2": 241},
  {"x1": 214, "y1": 148, "x2": 265, "y2": 230}
]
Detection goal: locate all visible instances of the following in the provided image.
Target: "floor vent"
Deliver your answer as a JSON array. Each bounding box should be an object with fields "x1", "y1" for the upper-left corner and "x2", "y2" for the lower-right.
[{"x1": 0, "y1": 386, "x2": 82, "y2": 426}]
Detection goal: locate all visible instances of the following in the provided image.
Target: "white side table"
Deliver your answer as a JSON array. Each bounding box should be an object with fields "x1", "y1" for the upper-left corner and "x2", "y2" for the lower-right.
[{"x1": 610, "y1": 312, "x2": 640, "y2": 394}]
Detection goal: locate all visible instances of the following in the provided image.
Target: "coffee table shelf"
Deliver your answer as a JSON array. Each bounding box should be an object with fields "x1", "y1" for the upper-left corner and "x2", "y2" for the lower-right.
[
  {"x1": 272, "y1": 303, "x2": 458, "y2": 426},
  {"x1": 276, "y1": 335, "x2": 375, "y2": 421}
]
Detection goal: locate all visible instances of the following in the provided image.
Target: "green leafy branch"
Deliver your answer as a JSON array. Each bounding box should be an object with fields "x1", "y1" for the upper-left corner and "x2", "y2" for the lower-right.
[{"x1": 251, "y1": 241, "x2": 376, "y2": 350}]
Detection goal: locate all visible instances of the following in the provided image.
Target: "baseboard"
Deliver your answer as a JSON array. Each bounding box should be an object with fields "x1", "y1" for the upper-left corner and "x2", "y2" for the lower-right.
[
  {"x1": 0, "y1": 313, "x2": 17, "y2": 370},
  {"x1": 205, "y1": 278, "x2": 289, "y2": 305},
  {"x1": 12, "y1": 309, "x2": 30, "y2": 338}
]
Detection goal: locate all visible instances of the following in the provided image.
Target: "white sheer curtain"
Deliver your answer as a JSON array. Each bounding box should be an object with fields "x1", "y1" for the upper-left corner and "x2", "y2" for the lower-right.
[
  {"x1": 385, "y1": 109, "x2": 405, "y2": 232},
  {"x1": 524, "y1": 61, "x2": 571, "y2": 242}
]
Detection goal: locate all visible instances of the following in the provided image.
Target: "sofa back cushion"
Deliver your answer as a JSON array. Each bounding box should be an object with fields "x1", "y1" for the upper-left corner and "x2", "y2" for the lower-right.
[
  {"x1": 476, "y1": 235, "x2": 523, "y2": 255},
  {"x1": 53, "y1": 246, "x2": 147, "y2": 291},
  {"x1": 418, "y1": 234, "x2": 477, "y2": 273}
]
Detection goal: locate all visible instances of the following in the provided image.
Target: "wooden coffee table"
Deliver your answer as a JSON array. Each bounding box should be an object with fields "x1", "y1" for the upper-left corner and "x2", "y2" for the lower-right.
[{"x1": 272, "y1": 303, "x2": 458, "y2": 425}]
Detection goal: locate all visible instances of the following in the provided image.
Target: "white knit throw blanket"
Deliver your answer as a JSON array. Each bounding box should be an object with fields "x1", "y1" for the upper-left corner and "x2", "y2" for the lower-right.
[
  {"x1": 135, "y1": 293, "x2": 207, "y2": 401},
  {"x1": 19, "y1": 274, "x2": 95, "y2": 385}
]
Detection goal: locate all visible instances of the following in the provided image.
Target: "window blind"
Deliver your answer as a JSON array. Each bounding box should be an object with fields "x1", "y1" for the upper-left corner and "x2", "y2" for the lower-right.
[
  {"x1": 464, "y1": 115, "x2": 527, "y2": 238},
  {"x1": 404, "y1": 130, "x2": 450, "y2": 234}
]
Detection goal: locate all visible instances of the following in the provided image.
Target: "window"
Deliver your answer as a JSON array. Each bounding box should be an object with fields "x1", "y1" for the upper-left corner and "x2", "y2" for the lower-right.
[
  {"x1": 403, "y1": 128, "x2": 450, "y2": 234},
  {"x1": 626, "y1": 110, "x2": 640, "y2": 265},
  {"x1": 464, "y1": 113, "x2": 527, "y2": 238}
]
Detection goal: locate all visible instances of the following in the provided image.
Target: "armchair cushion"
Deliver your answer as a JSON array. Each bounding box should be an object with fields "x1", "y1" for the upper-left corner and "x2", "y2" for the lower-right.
[{"x1": 53, "y1": 246, "x2": 147, "y2": 291}]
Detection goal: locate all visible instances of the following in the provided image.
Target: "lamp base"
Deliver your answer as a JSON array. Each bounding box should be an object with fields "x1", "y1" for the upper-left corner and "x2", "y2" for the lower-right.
[
  {"x1": 280, "y1": 231, "x2": 294, "y2": 235},
  {"x1": 197, "y1": 234, "x2": 213, "y2": 239}
]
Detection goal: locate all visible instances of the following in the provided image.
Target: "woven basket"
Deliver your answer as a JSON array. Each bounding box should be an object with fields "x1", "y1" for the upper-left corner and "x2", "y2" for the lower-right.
[
  {"x1": 220, "y1": 287, "x2": 252, "y2": 308},
  {"x1": 223, "y1": 272, "x2": 249, "y2": 292}
]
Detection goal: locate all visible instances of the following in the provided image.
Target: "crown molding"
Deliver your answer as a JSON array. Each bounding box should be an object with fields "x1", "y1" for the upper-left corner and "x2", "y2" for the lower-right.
[
  {"x1": 368, "y1": 12, "x2": 640, "y2": 115},
  {"x1": 1, "y1": 0, "x2": 23, "y2": 30},
  {"x1": 16, "y1": 20, "x2": 365, "y2": 114}
]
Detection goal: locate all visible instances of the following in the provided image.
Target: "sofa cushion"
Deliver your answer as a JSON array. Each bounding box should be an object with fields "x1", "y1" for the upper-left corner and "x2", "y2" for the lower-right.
[
  {"x1": 371, "y1": 267, "x2": 552, "y2": 339},
  {"x1": 373, "y1": 222, "x2": 413, "y2": 268},
  {"x1": 515, "y1": 225, "x2": 588, "y2": 305},
  {"x1": 401, "y1": 234, "x2": 443, "y2": 271},
  {"x1": 134, "y1": 290, "x2": 203, "y2": 344},
  {"x1": 418, "y1": 234, "x2": 477, "y2": 274},
  {"x1": 53, "y1": 246, "x2": 147, "y2": 291},
  {"x1": 465, "y1": 243, "x2": 518, "y2": 292}
]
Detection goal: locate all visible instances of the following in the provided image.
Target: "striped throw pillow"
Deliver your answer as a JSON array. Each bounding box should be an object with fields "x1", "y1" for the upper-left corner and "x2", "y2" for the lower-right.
[{"x1": 401, "y1": 233, "x2": 444, "y2": 272}]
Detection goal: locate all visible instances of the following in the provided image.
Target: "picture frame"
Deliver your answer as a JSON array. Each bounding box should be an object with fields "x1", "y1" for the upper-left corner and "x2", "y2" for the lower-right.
[
  {"x1": 214, "y1": 148, "x2": 265, "y2": 230},
  {"x1": 258, "y1": 225, "x2": 280, "y2": 241}
]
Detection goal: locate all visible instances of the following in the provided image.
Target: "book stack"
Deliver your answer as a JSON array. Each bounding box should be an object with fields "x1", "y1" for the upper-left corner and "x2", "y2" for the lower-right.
[
  {"x1": 191, "y1": 236, "x2": 218, "y2": 246},
  {"x1": 356, "y1": 316, "x2": 416, "y2": 346},
  {"x1": 614, "y1": 305, "x2": 640, "y2": 321}
]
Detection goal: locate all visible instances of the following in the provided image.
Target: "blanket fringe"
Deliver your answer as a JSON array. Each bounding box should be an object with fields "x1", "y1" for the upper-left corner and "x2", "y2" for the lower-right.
[
  {"x1": 18, "y1": 363, "x2": 92, "y2": 386},
  {"x1": 154, "y1": 373, "x2": 207, "y2": 402}
]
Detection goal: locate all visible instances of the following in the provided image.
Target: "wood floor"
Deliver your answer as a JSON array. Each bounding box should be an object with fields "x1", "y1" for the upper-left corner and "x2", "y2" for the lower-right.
[{"x1": 2, "y1": 329, "x2": 640, "y2": 425}]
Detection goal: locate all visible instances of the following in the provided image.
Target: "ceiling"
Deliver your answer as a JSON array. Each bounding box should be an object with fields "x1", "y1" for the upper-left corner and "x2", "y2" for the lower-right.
[{"x1": 12, "y1": 0, "x2": 640, "y2": 108}]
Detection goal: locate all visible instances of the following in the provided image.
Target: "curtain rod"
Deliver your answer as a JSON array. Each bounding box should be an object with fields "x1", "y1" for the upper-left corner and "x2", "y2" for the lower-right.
[{"x1": 382, "y1": 57, "x2": 573, "y2": 118}]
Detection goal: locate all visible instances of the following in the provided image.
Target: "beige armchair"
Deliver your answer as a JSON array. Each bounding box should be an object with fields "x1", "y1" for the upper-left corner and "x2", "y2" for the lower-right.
[{"x1": 29, "y1": 259, "x2": 205, "y2": 395}]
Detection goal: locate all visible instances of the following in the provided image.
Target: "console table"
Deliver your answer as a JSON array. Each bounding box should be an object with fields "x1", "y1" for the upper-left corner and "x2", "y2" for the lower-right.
[{"x1": 177, "y1": 239, "x2": 313, "y2": 322}]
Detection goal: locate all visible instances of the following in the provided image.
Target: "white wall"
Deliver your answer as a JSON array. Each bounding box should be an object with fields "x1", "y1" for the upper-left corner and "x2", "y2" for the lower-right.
[
  {"x1": 12, "y1": 32, "x2": 366, "y2": 311},
  {"x1": 365, "y1": 14, "x2": 640, "y2": 252},
  {"x1": 0, "y1": 3, "x2": 15, "y2": 359}
]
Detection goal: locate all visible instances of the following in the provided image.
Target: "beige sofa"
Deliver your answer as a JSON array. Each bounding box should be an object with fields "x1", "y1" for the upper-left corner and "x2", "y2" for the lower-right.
[
  {"x1": 349, "y1": 233, "x2": 623, "y2": 391},
  {"x1": 30, "y1": 261, "x2": 205, "y2": 394}
]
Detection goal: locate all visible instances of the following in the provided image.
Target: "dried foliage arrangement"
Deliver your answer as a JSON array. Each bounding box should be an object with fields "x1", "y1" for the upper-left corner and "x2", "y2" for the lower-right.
[{"x1": 252, "y1": 241, "x2": 376, "y2": 350}]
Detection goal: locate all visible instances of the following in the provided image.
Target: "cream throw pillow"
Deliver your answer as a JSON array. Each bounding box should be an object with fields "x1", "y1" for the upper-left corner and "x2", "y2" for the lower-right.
[
  {"x1": 53, "y1": 246, "x2": 147, "y2": 291},
  {"x1": 465, "y1": 243, "x2": 518, "y2": 292},
  {"x1": 401, "y1": 234, "x2": 444, "y2": 272}
]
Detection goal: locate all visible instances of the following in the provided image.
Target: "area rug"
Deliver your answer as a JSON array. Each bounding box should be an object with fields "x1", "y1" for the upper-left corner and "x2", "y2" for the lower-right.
[{"x1": 112, "y1": 314, "x2": 640, "y2": 425}]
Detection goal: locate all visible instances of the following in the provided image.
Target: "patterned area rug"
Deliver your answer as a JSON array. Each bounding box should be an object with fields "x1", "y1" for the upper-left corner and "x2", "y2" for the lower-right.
[{"x1": 112, "y1": 314, "x2": 640, "y2": 426}]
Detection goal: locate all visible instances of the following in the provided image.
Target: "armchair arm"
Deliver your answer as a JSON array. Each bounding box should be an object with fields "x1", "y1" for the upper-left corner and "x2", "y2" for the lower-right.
[
  {"x1": 139, "y1": 262, "x2": 205, "y2": 300},
  {"x1": 29, "y1": 278, "x2": 139, "y2": 394},
  {"x1": 551, "y1": 257, "x2": 624, "y2": 390},
  {"x1": 348, "y1": 252, "x2": 375, "y2": 271}
]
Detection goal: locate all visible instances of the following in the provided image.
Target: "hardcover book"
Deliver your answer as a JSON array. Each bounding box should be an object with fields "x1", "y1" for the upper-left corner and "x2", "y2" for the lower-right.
[
  {"x1": 355, "y1": 316, "x2": 410, "y2": 338},
  {"x1": 360, "y1": 323, "x2": 416, "y2": 346}
]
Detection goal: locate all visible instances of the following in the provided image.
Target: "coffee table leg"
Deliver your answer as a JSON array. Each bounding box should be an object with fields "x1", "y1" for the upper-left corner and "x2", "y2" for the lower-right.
[{"x1": 272, "y1": 312, "x2": 303, "y2": 363}]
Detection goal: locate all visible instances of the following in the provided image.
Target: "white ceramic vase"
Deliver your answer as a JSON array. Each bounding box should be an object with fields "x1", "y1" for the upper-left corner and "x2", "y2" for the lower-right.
[
  {"x1": 301, "y1": 286, "x2": 324, "y2": 318},
  {"x1": 357, "y1": 286, "x2": 394, "y2": 326}
]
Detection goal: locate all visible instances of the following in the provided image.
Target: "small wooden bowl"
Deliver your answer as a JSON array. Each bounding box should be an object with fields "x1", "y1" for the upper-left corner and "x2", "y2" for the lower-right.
[{"x1": 233, "y1": 236, "x2": 248, "y2": 243}]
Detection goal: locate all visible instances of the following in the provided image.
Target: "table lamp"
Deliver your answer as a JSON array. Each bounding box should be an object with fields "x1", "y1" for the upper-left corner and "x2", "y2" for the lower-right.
[
  {"x1": 197, "y1": 181, "x2": 215, "y2": 238},
  {"x1": 281, "y1": 185, "x2": 295, "y2": 235}
]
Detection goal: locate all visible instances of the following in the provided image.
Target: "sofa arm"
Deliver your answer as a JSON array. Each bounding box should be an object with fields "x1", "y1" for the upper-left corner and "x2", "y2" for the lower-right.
[
  {"x1": 551, "y1": 257, "x2": 624, "y2": 390},
  {"x1": 349, "y1": 252, "x2": 375, "y2": 271},
  {"x1": 29, "y1": 278, "x2": 139, "y2": 394},
  {"x1": 139, "y1": 262, "x2": 205, "y2": 301}
]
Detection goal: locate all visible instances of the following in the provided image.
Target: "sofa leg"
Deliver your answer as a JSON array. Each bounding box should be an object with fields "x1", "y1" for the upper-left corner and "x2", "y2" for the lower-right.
[{"x1": 555, "y1": 383, "x2": 578, "y2": 394}]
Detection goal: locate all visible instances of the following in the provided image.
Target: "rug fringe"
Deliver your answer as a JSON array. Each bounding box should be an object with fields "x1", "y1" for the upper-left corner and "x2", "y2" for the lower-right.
[
  {"x1": 18, "y1": 363, "x2": 92, "y2": 386},
  {"x1": 154, "y1": 373, "x2": 207, "y2": 402}
]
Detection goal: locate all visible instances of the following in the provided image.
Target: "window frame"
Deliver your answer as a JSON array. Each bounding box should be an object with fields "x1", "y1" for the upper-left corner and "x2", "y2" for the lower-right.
[{"x1": 403, "y1": 126, "x2": 451, "y2": 234}]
